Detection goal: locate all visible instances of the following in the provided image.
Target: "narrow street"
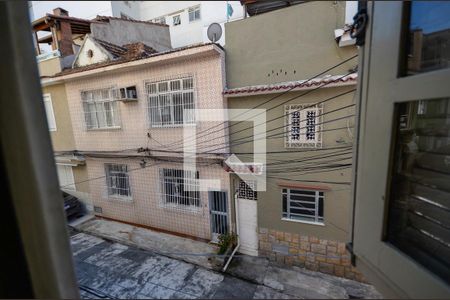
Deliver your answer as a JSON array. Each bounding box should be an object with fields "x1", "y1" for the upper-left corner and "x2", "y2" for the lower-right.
[{"x1": 72, "y1": 231, "x2": 294, "y2": 299}]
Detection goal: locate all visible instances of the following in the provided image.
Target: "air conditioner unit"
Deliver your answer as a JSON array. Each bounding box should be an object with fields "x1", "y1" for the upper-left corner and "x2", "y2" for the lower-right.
[{"x1": 113, "y1": 85, "x2": 138, "y2": 102}]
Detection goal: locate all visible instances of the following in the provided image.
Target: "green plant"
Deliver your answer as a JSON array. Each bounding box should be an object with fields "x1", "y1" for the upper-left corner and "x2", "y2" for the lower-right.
[{"x1": 217, "y1": 232, "x2": 237, "y2": 255}]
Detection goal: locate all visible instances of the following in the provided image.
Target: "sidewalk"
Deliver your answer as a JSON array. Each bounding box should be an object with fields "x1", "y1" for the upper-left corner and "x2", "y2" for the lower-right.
[
  {"x1": 73, "y1": 217, "x2": 381, "y2": 299},
  {"x1": 75, "y1": 217, "x2": 219, "y2": 270}
]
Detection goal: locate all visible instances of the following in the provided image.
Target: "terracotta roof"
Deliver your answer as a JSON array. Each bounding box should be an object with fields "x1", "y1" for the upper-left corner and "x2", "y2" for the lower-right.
[
  {"x1": 121, "y1": 42, "x2": 158, "y2": 59},
  {"x1": 92, "y1": 38, "x2": 128, "y2": 58},
  {"x1": 53, "y1": 43, "x2": 221, "y2": 77},
  {"x1": 223, "y1": 74, "x2": 358, "y2": 96},
  {"x1": 94, "y1": 15, "x2": 169, "y2": 27}
]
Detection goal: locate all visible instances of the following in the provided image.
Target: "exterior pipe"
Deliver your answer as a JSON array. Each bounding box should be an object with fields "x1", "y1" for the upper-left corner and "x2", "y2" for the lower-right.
[{"x1": 222, "y1": 190, "x2": 240, "y2": 272}]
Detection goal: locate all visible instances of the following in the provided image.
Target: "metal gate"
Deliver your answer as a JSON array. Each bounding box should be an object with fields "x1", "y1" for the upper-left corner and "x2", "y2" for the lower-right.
[{"x1": 209, "y1": 191, "x2": 228, "y2": 242}]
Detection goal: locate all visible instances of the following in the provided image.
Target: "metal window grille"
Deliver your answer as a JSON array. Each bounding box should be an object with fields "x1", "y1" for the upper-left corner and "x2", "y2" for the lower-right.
[
  {"x1": 147, "y1": 77, "x2": 195, "y2": 127},
  {"x1": 188, "y1": 6, "x2": 201, "y2": 22},
  {"x1": 282, "y1": 188, "x2": 324, "y2": 223},
  {"x1": 105, "y1": 164, "x2": 131, "y2": 198},
  {"x1": 285, "y1": 104, "x2": 323, "y2": 148},
  {"x1": 153, "y1": 16, "x2": 166, "y2": 24},
  {"x1": 173, "y1": 15, "x2": 181, "y2": 26},
  {"x1": 160, "y1": 168, "x2": 200, "y2": 208},
  {"x1": 81, "y1": 88, "x2": 120, "y2": 129},
  {"x1": 237, "y1": 180, "x2": 257, "y2": 200}
]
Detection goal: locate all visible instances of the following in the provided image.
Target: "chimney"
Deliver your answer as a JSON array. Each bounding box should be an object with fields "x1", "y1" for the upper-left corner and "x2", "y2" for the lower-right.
[{"x1": 53, "y1": 7, "x2": 69, "y2": 16}]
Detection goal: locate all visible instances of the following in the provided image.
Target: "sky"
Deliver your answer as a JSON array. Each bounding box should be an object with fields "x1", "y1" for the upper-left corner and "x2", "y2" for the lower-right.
[
  {"x1": 30, "y1": 1, "x2": 113, "y2": 21},
  {"x1": 410, "y1": 1, "x2": 450, "y2": 34}
]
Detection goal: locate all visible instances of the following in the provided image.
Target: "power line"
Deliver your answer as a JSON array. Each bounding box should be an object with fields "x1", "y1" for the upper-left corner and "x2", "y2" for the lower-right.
[{"x1": 155, "y1": 55, "x2": 358, "y2": 151}]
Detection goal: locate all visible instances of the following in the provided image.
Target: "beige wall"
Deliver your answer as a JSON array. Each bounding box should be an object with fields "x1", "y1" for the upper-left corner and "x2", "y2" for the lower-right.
[
  {"x1": 225, "y1": 1, "x2": 357, "y2": 88},
  {"x1": 86, "y1": 157, "x2": 231, "y2": 240},
  {"x1": 38, "y1": 57, "x2": 62, "y2": 78},
  {"x1": 64, "y1": 47, "x2": 227, "y2": 154},
  {"x1": 42, "y1": 84, "x2": 76, "y2": 151},
  {"x1": 227, "y1": 85, "x2": 356, "y2": 242}
]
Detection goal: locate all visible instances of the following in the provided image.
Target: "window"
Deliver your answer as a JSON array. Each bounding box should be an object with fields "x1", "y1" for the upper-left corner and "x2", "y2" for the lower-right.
[
  {"x1": 285, "y1": 104, "x2": 322, "y2": 148},
  {"x1": 237, "y1": 180, "x2": 257, "y2": 200},
  {"x1": 43, "y1": 94, "x2": 57, "y2": 131},
  {"x1": 386, "y1": 98, "x2": 450, "y2": 283},
  {"x1": 160, "y1": 168, "x2": 200, "y2": 207},
  {"x1": 57, "y1": 165, "x2": 75, "y2": 190},
  {"x1": 405, "y1": 1, "x2": 450, "y2": 75},
  {"x1": 282, "y1": 188, "x2": 324, "y2": 223},
  {"x1": 105, "y1": 164, "x2": 131, "y2": 198},
  {"x1": 188, "y1": 6, "x2": 201, "y2": 22},
  {"x1": 81, "y1": 88, "x2": 120, "y2": 129},
  {"x1": 172, "y1": 14, "x2": 181, "y2": 26},
  {"x1": 152, "y1": 16, "x2": 166, "y2": 24},
  {"x1": 147, "y1": 77, "x2": 195, "y2": 127}
]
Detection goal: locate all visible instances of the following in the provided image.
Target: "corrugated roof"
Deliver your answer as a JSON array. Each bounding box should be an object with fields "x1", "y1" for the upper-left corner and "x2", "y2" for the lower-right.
[
  {"x1": 223, "y1": 74, "x2": 358, "y2": 96},
  {"x1": 92, "y1": 38, "x2": 128, "y2": 58}
]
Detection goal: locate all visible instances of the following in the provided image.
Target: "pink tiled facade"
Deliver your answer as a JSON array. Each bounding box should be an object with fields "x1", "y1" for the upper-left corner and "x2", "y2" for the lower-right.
[{"x1": 64, "y1": 45, "x2": 232, "y2": 239}]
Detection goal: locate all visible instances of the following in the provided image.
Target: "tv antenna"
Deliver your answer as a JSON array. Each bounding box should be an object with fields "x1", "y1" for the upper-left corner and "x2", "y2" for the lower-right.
[{"x1": 207, "y1": 23, "x2": 222, "y2": 43}]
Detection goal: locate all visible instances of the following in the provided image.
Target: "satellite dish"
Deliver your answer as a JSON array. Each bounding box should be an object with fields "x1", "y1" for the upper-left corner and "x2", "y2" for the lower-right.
[{"x1": 207, "y1": 23, "x2": 222, "y2": 43}]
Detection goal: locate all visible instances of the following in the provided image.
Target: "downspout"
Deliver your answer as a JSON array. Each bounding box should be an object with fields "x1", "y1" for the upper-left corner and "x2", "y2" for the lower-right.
[{"x1": 222, "y1": 190, "x2": 240, "y2": 272}]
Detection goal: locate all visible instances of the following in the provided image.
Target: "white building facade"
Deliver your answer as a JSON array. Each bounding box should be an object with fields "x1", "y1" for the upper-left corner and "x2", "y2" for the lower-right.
[{"x1": 111, "y1": 1, "x2": 244, "y2": 47}]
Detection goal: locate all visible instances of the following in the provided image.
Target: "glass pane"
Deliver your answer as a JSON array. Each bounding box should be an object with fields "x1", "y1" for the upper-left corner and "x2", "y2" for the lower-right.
[
  {"x1": 386, "y1": 98, "x2": 450, "y2": 284},
  {"x1": 405, "y1": 1, "x2": 450, "y2": 75}
]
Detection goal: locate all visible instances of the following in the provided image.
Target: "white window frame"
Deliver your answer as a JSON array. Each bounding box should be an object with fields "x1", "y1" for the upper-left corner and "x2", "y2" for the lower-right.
[
  {"x1": 105, "y1": 163, "x2": 132, "y2": 199},
  {"x1": 57, "y1": 164, "x2": 75, "y2": 190},
  {"x1": 188, "y1": 6, "x2": 201, "y2": 22},
  {"x1": 159, "y1": 168, "x2": 200, "y2": 210},
  {"x1": 172, "y1": 14, "x2": 181, "y2": 26},
  {"x1": 285, "y1": 104, "x2": 323, "y2": 148},
  {"x1": 282, "y1": 188, "x2": 324, "y2": 224},
  {"x1": 43, "y1": 93, "x2": 57, "y2": 131},
  {"x1": 146, "y1": 77, "x2": 195, "y2": 127},
  {"x1": 81, "y1": 87, "x2": 121, "y2": 130},
  {"x1": 152, "y1": 16, "x2": 166, "y2": 24}
]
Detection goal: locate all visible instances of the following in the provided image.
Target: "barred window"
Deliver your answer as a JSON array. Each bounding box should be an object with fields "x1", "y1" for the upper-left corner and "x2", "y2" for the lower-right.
[
  {"x1": 237, "y1": 180, "x2": 257, "y2": 200},
  {"x1": 81, "y1": 88, "x2": 120, "y2": 129},
  {"x1": 147, "y1": 77, "x2": 195, "y2": 127},
  {"x1": 105, "y1": 164, "x2": 131, "y2": 198},
  {"x1": 282, "y1": 188, "x2": 324, "y2": 224},
  {"x1": 160, "y1": 169, "x2": 200, "y2": 207},
  {"x1": 285, "y1": 104, "x2": 322, "y2": 148}
]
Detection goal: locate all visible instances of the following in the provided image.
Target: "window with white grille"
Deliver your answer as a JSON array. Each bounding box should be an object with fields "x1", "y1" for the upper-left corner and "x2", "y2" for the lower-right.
[
  {"x1": 188, "y1": 6, "x2": 201, "y2": 22},
  {"x1": 282, "y1": 188, "x2": 324, "y2": 224},
  {"x1": 237, "y1": 180, "x2": 257, "y2": 200},
  {"x1": 285, "y1": 104, "x2": 323, "y2": 148},
  {"x1": 57, "y1": 164, "x2": 75, "y2": 190},
  {"x1": 105, "y1": 164, "x2": 131, "y2": 198},
  {"x1": 81, "y1": 88, "x2": 120, "y2": 129},
  {"x1": 43, "y1": 94, "x2": 57, "y2": 131},
  {"x1": 160, "y1": 168, "x2": 200, "y2": 207},
  {"x1": 147, "y1": 77, "x2": 195, "y2": 127}
]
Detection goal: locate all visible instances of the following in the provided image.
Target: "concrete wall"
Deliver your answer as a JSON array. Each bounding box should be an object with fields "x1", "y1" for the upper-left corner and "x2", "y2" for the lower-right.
[
  {"x1": 42, "y1": 84, "x2": 76, "y2": 151},
  {"x1": 111, "y1": 1, "x2": 244, "y2": 47},
  {"x1": 225, "y1": 1, "x2": 357, "y2": 88},
  {"x1": 90, "y1": 19, "x2": 172, "y2": 51},
  {"x1": 74, "y1": 37, "x2": 111, "y2": 68},
  {"x1": 226, "y1": 86, "x2": 363, "y2": 280},
  {"x1": 64, "y1": 46, "x2": 227, "y2": 154},
  {"x1": 38, "y1": 56, "x2": 62, "y2": 77},
  {"x1": 86, "y1": 157, "x2": 230, "y2": 240}
]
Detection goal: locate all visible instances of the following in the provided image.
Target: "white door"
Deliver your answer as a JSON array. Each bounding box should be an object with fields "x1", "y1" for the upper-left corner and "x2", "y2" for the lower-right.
[{"x1": 237, "y1": 197, "x2": 258, "y2": 256}]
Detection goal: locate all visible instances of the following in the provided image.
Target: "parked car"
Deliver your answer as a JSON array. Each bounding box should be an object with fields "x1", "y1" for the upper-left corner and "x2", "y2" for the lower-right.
[{"x1": 63, "y1": 191, "x2": 83, "y2": 220}]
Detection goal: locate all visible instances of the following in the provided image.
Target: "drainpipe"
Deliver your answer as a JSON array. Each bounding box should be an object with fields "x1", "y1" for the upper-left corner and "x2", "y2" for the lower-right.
[{"x1": 222, "y1": 190, "x2": 240, "y2": 272}]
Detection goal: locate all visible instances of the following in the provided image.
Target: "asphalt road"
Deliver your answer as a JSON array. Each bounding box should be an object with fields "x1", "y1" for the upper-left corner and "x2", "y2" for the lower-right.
[{"x1": 71, "y1": 231, "x2": 295, "y2": 299}]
